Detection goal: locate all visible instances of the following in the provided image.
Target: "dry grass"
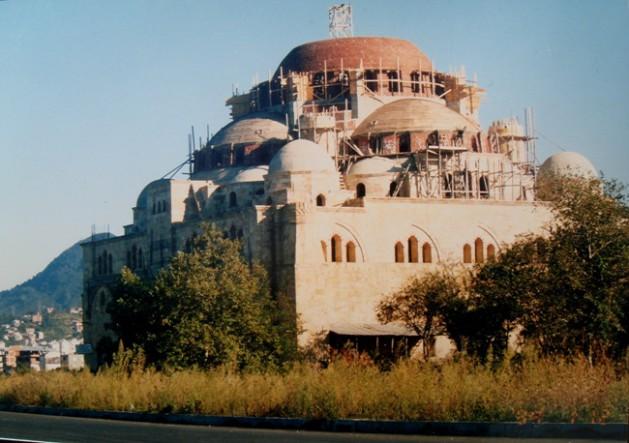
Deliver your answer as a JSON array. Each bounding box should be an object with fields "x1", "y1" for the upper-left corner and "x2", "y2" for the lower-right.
[{"x1": 0, "y1": 357, "x2": 627, "y2": 423}]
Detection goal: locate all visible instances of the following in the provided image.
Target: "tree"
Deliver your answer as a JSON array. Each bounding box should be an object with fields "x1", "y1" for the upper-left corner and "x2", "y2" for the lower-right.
[
  {"x1": 471, "y1": 175, "x2": 629, "y2": 362},
  {"x1": 377, "y1": 267, "x2": 463, "y2": 360},
  {"x1": 522, "y1": 175, "x2": 628, "y2": 361},
  {"x1": 108, "y1": 223, "x2": 297, "y2": 370}
]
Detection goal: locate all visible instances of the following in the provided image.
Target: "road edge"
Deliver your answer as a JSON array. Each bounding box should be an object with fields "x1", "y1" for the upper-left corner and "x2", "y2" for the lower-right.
[{"x1": 0, "y1": 404, "x2": 626, "y2": 440}]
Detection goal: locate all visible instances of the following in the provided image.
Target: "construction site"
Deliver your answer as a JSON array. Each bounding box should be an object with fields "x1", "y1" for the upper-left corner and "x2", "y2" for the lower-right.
[{"x1": 81, "y1": 4, "x2": 598, "y2": 368}]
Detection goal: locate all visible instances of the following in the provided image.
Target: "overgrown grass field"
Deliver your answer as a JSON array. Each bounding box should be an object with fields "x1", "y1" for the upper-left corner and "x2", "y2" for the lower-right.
[{"x1": 1, "y1": 358, "x2": 627, "y2": 423}]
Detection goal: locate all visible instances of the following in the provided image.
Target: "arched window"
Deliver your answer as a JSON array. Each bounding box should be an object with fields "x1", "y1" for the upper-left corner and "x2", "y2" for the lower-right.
[
  {"x1": 387, "y1": 71, "x2": 400, "y2": 93},
  {"x1": 152, "y1": 202, "x2": 156, "y2": 214},
  {"x1": 331, "y1": 235, "x2": 342, "y2": 262},
  {"x1": 320, "y1": 240, "x2": 328, "y2": 262},
  {"x1": 364, "y1": 70, "x2": 378, "y2": 93},
  {"x1": 410, "y1": 71, "x2": 421, "y2": 93},
  {"x1": 229, "y1": 192, "x2": 237, "y2": 208},
  {"x1": 389, "y1": 182, "x2": 397, "y2": 197},
  {"x1": 463, "y1": 244, "x2": 472, "y2": 263},
  {"x1": 474, "y1": 238, "x2": 484, "y2": 263},
  {"x1": 399, "y1": 132, "x2": 411, "y2": 153},
  {"x1": 316, "y1": 194, "x2": 326, "y2": 207},
  {"x1": 356, "y1": 183, "x2": 366, "y2": 198},
  {"x1": 422, "y1": 242, "x2": 432, "y2": 263},
  {"x1": 346, "y1": 241, "x2": 356, "y2": 263},
  {"x1": 108, "y1": 253, "x2": 113, "y2": 274},
  {"x1": 479, "y1": 176, "x2": 489, "y2": 199},
  {"x1": 487, "y1": 244, "x2": 496, "y2": 260},
  {"x1": 395, "y1": 242, "x2": 405, "y2": 263},
  {"x1": 97, "y1": 255, "x2": 103, "y2": 275},
  {"x1": 132, "y1": 245, "x2": 137, "y2": 269},
  {"x1": 444, "y1": 174, "x2": 453, "y2": 198},
  {"x1": 408, "y1": 236, "x2": 419, "y2": 263}
]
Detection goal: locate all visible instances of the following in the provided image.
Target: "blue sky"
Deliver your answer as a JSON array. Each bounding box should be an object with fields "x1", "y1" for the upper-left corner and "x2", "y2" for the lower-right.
[{"x1": 1, "y1": 0, "x2": 628, "y2": 291}]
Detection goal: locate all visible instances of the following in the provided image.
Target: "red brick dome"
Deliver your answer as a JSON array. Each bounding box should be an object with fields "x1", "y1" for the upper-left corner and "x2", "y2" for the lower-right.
[{"x1": 275, "y1": 37, "x2": 433, "y2": 76}]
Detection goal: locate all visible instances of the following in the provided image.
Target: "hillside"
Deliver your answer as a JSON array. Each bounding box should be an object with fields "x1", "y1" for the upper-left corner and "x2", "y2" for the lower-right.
[{"x1": 0, "y1": 234, "x2": 112, "y2": 318}]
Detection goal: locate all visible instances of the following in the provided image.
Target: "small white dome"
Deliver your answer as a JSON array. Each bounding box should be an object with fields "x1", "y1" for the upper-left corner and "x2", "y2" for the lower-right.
[
  {"x1": 268, "y1": 139, "x2": 336, "y2": 174},
  {"x1": 539, "y1": 152, "x2": 598, "y2": 178},
  {"x1": 233, "y1": 166, "x2": 268, "y2": 183},
  {"x1": 348, "y1": 157, "x2": 401, "y2": 175},
  {"x1": 192, "y1": 166, "x2": 268, "y2": 184}
]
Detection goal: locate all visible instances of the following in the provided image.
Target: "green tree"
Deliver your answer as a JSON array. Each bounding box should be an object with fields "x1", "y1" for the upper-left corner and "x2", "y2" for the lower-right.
[
  {"x1": 377, "y1": 267, "x2": 463, "y2": 360},
  {"x1": 469, "y1": 175, "x2": 628, "y2": 362},
  {"x1": 108, "y1": 223, "x2": 297, "y2": 370},
  {"x1": 522, "y1": 176, "x2": 628, "y2": 361}
]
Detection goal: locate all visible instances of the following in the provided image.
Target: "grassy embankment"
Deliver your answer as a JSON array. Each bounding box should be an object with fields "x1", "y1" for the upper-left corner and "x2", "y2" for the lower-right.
[{"x1": 0, "y1": 358, "x2": 627, "y2": 423}]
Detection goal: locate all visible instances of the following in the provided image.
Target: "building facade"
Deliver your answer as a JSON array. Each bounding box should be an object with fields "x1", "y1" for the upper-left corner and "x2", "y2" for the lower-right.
[{"x1": 80, "y1": 33, "x2": 584, "y2": 369}]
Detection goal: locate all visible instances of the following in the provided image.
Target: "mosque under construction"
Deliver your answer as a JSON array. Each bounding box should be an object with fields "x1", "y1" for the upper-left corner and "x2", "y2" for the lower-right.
[{"x1": 81, "y1": 5, "x2": 598, "y2": 369}]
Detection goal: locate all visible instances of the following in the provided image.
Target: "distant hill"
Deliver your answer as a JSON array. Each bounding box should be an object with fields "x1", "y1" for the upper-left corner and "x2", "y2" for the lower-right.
[{"x1": 0, "y1": 234, "x2": 112, "y2": 318}]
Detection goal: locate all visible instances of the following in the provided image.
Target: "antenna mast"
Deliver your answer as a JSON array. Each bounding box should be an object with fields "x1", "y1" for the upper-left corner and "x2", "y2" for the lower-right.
[{"x1": 329, "y1": 4, "x2": 353, "y2": 38}]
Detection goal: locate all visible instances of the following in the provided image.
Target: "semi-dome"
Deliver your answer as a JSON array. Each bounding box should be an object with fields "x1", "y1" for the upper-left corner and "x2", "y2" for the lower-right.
[
  {"x1": 275, "y1": 37, "x2": 432, "y2": 76},
  {"x1": 539, "y1": 152, "x2": 598, "y2": 178},
  {"x1": 352, "y1": 98, "x2": 479, "y2": 137},
  {"x1": 135, "y1": 179, "x2": 168, "y2": 208},
  {"x1": 268, "y1": 139, "x2": 336, "y2": 174},
  {"x1": 348, "y1": 156, "x2": 400, "y2": 175},
  {"x1": 210, "y1": 113, "x2": 289, "y2": 147}
]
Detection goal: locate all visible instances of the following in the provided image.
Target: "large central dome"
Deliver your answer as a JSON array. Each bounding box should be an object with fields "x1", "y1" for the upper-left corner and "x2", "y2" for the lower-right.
[{"x1": 275, "y1": 36, "x2": 433, "y2": 75}]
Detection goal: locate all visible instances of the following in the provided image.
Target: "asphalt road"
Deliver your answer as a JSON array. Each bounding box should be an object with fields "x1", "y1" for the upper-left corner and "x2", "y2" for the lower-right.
[{"x1": 0, "y1": 412, "x2": 621, "y2": 443}]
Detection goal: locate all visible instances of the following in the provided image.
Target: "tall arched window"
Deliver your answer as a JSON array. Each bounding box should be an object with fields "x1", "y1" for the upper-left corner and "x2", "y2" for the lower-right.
[
  {"x1": 132, "y1": 245, "x2": 137, "y2": 269},
  {"x1": 356, "y1": 183, "x2": 366, "y2": 198},
  {"x1": 474, "y1": 238, "x2": 484, "y2": 263},
  {"x1": 422, "y1": 242, "x2": 432, "y2": 263},
  {"x1": 229, "y1": 192, "x2": 237, "y2": 208},
  {"x1": 487, "y1": 244, "x2": 496, "y2": 260},
  {"x1": 395, "y1": 242, "x2": 405, "y2": 263},
  {"x1": 97, "y1": 255, "x2": 103, "y2": 275},
  {"x1": 479, "y1": 176, "x2": 489, "y2": 199},
  {"x1": 346, "y1": 241, "x2": 356, "y2": 263},
  {"x1": 463, "y1": 244, "x2": 472, "y2": 263},
  {"x1": 316, "y1": 194, "x2": 326, "y2": 207},
  {"x1": 410, "y1": 71, "x2": 421, "y2": 93},
  {"x1": 320, "y1": 240, "x2": 328, "y2": 262},
  {"x1": 399, "y1": 132, "x2": 411, "y2": 153},
  {"x1": 443, "y1": 174, "x2": 453, "y2": 198},
  {"x1": 107, "y1": 253, "x2": 113, "y2": 274},
  {"x1": 364, "y1": 70, "x2": 378, "y2": 93},
  {"x1": 331, "y1": 235, "x2": 342, "y2": 263},
  {"x1": 408, "y1": 236, "x2": 419, "y2": 263},
  {"x1": 387, "y1": 71, "x2": 400, "y2": 93}
]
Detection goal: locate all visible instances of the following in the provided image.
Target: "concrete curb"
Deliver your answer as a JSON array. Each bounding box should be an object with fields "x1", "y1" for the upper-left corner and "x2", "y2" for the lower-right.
[{"x1": 0, "y1": 404, "x2": 626, "y2": 440}]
